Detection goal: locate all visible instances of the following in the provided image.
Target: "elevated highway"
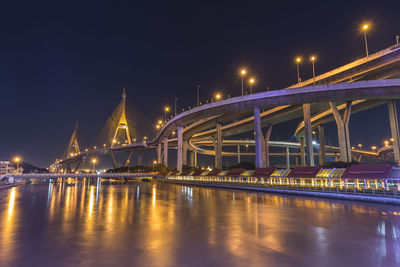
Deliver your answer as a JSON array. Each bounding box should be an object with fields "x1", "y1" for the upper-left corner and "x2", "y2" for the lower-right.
[{"x1": 54, "y1": 44, "x2": 400, "y2": 172}]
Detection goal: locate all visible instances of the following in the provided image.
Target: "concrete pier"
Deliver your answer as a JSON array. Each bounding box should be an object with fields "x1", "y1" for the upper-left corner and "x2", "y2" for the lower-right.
[
  {"x1": 163, "y1": 136, "x2": 168, "y2": 167},
  {"x1": 254, "y1": 107, "x2": 263, "y2": 168},
  {"x1": 330, "y1": 101, "x2": 352, "y2": 162},
  {"x1": 388, "y1": 100, "x2": 400, "y2": 166},
  {"x1": 177, "y1": 126, "x2": 183, "y2": 171},
  {"x1": 303, "y1": 103, "x2": 314, "y2": 166},
  {"x1": 215, "y1": 122, "x2": 222, "y2": 169}
]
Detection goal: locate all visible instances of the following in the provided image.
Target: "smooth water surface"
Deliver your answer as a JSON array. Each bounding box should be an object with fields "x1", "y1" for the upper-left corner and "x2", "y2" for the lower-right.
[{"x1": 0, "y1": 181, "x2": 399, "y2": 267}]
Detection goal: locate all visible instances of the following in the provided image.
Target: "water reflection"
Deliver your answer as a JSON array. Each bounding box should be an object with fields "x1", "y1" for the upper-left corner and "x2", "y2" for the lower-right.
[{"x1": 0, "y1": 182, "x2": 399, "y2": 266}]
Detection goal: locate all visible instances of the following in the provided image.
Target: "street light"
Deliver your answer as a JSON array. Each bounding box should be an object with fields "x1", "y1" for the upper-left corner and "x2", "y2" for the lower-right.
[
  {"x1": 358, "y1": 144, "x2": 362, "y2": 149},
  {"x1": 371, "y1": 146, "x2": 377, "y2": 152},
  {"x1": 249, "y1": 78, "x2": 255, "y2": 94},
  {"x1": 92, "y1": 158, "x2": 97, "y2": 172},
  {"x1": 152, "y1": 160, "x2": 157, "y2": 172},
  {"x1": 362, "y1": 24, "x2": 369, "y2": 57},
  {"x1": 296, "y1": 57, "x2": 302, "y2": 84},
  {"x1": 240, "y1": 68, "x2": 246, "y2": 96},
  {"x1": 13, "y1": 156, "x2": 21, "y2": 174},
  {"x1": 215, "y1": 93, "x2": 222, "y2": 101},
  {"x1": 384, "y1": 140, "x2": 389, "y2": 147},
  {"x1": 310, "y1": 56, "x2": 316, "y2": 85},
  {"x1": 164, "y1": 106, "x2": 170, "y2": 122}
]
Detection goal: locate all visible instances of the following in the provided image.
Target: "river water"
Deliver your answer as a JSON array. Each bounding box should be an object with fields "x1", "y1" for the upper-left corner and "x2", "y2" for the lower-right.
[{"x1": 0, "y1": 181, "x2": 399, "y2": 267}]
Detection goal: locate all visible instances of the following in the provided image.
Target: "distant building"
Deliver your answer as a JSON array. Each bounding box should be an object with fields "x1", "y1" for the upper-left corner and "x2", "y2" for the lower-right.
[{"x1": 0, "y1": 161, "x2": 21, "y2": 175}]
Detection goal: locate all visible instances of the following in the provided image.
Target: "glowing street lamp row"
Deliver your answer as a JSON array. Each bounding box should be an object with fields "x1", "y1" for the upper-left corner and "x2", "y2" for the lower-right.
[{"x1": 239, "y1": 68, "x2": 256, "y2": 95}]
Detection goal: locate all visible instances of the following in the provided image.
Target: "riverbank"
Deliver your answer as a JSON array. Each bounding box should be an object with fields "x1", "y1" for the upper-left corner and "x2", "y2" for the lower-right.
[
  {"x1": 0, "y1": 183, "x2": 16, "y2": 190},
  {"x1": 159, "y1": 179, "x2": 400, "y2": 205}
]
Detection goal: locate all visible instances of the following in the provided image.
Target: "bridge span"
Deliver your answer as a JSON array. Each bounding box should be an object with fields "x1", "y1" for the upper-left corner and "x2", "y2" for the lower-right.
[{"x1": 53, "y1": 44, "x2": 400, "y2": 172}]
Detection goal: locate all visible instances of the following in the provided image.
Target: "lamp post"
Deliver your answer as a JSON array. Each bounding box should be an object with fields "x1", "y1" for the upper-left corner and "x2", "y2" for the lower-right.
[
  {"x1": 14, "y1": 156, "x2": 21, "y2": 174},
  {"x1": 215, "y1": 93, "x2": 222, "y2": 101},
  {"x1": 371, "y1": 146, "x2": 377, "y2": 152},
  {"x1": 296, "y1": 57, "x2": 302, "y2": 84},
  {"x1": 362, "y1": 24, "x2": 369, "y2": 57},
  {"x1": 240, "y1": 69, "x2": 246, "y2": 96},
  {"x1": 310, "y1": 56, "x2": 316, "y2": 85},
  {"x1": 197, "y1": 84, "x2": 200, "y2": 106},
  {"x1": 153, "y1": 160, "x2": 157, "y2": 172},
  {"x1": 164, "y1": 106, "x2": 170, "y2": 122},
  {"x1": 92, "y1": 158, "x2": 97, "y2": 173},
  {"x1": 249, "y1": 78, "x2": 255, "y2": 94},
  {"x1": 174, "y1": 97, "x2": 178, "y2": 116}
]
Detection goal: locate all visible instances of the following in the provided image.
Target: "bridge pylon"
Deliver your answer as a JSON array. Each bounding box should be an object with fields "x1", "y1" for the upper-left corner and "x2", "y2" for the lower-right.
[
  {"x1": 111, "y1": 88, "x2": 132, "y2": 147},
  {"x1": 66, "y1": 122, "x2": 81, "y2": 158},
  {"x1": 110, "y1": 88, "x2": 133, "y2": 169}
]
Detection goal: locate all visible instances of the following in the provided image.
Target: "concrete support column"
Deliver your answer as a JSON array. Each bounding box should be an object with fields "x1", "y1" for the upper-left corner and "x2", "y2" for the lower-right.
[
  {"x1": 163, "y1": 136, "x2": 168, "y2": 167},
  {"x1": 215, "y1": 122, "x2": 222, "y2": 169},
  {"x1": 264, "y1": 125, "x2": 273, "y2": 167},
  {"x1": 303, "y1": 103, "x2": 314, "y2": 166},
  {"x1": 182, "y1": 141, "x2": 188, "y2": 166},
  {"x1": 123, "y1": 151, "x2": 133, "y2": 167},
  {"x1": 254, "y1": 107, "x2": 264, "y2": 168},
  {"x1": 300, "y1": 137, "x2": 305, "y2": 166},
  {"x1": 137, "y1": 150, "x2": 143, "y2": 166},
  {"x1": 329, "y1": 101, "x2": 352, "y2": 162},
  {"x1": 177, "y1": 126, "x2": 183, "y2": 172},
  {"x1": 110, "y1": 150, "x2": 118, "y2": 169},
  {"x1": 318, "y1": 125, "x2": 326, "y2": 166},
  {"x1": 189, "y1": 150, "x2": 194, "y2": 167},
  {"x1": 388, "y1": 100, "x2": 400, "y2": 166},
  {"x1": 286, "y1": 147, "x2": 290, "y2": 169},
  {"x1": 237, "y1": 145, "x2": 241, "y2": 164},
  {"x1": 157, "y1": 143, "x2": 162, "y2": 164}
]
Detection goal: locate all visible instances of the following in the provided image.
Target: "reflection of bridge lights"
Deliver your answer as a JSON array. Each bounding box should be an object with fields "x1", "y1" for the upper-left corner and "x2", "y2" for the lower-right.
[{"x1": 8, "y1": 187, "x2": 16, "y2": 218}]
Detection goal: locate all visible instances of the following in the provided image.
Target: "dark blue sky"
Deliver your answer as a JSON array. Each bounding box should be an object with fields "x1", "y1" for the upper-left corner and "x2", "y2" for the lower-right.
[{"x1": 1, "y1": 0, "x2": 400, "y2": 167}]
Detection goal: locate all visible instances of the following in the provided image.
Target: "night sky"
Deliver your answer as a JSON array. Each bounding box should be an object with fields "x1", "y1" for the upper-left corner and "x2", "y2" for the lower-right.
[{"x1": 1, "y1": 1, "x2": 400, "y2": 167}]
